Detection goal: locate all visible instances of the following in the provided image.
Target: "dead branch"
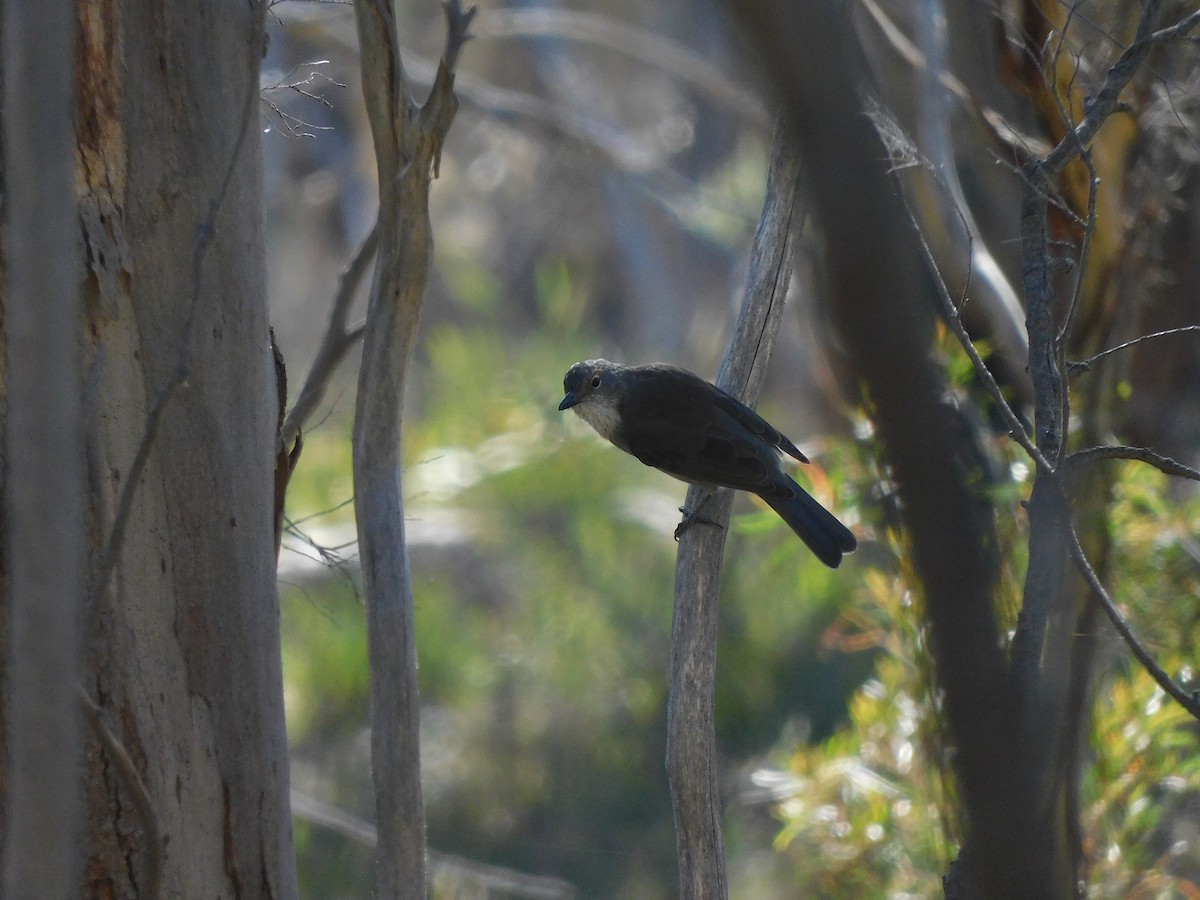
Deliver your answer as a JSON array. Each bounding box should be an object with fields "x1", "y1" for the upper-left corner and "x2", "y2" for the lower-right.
[
  {"x1": 1068, "y1": 445, "x2": 1200, "y2": 482},
  {"x1": 1065, "y1": 516, "x2": 1200, "y2": 721},
  {"x1": 1068, "y1": 325, "x2": 1200, "y2": 376},
  {"x1": 279, "y1": 222, "x2": 378, "y2": 452},
  {"x1": 668, "y1": 117, "x2": 802, "y2": 900}
]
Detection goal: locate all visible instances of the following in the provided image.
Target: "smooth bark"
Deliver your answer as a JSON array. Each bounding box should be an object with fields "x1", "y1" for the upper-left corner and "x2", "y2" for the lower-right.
[
  {"x1": 1, "y1": 1, "x2": 299, "y2": 894},
  {"x1": 1, "y1": 1, "x2": 85, "y2": 895}
]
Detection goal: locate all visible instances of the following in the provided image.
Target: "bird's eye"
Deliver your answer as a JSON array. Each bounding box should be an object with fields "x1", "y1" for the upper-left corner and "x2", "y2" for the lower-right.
[{"x1": 591, "y1": 375, "x2": 601, "y2": 389}]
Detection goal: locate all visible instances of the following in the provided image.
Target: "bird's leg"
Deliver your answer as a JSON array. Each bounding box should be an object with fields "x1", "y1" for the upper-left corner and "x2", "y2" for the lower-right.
[{"x1": 674, "y1": 489, "x2": 723, "y2": 541}]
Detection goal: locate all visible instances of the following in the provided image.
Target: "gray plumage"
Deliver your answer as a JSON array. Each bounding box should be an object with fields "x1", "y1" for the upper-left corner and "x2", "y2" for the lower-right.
[{"x1": 559, "y1": 359, "x2": 857, "y2": 568}]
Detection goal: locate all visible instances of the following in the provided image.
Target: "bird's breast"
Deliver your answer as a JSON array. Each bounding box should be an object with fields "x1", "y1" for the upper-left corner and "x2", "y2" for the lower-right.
[{"x1": 571, "y1": 395, "x2": 623, "y2": 443}]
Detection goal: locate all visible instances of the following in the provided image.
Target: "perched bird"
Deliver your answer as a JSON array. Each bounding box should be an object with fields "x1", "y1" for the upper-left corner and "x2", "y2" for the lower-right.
[{"x1": 558, "y1": 359, "x2": 857, "y2": 568}]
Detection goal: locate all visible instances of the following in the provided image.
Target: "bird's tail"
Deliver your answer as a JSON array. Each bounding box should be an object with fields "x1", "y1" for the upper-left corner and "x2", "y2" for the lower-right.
[{"x1": 761, "y1": 482, "x2": 857, "y2": 569}]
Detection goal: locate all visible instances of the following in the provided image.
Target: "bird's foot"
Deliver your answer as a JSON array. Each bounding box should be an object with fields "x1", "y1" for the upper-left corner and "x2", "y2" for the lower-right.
[{"x1": 674, "y1": 505, "x2": 723, "y2": 541}]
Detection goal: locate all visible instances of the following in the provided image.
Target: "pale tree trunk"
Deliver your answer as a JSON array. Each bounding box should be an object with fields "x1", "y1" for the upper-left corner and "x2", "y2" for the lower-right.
[
  {"x1": 1, "y1": 0, "x2": 299, "y2": 896},
  {"x1": 1, "y1": 1, "x2": 85, "y2": 896}
]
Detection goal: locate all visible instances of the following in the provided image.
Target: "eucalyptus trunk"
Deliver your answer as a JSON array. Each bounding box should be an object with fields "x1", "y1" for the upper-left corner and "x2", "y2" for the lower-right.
[{"x1": 1, "y1": 1, "x2": 299, "y2": 895}]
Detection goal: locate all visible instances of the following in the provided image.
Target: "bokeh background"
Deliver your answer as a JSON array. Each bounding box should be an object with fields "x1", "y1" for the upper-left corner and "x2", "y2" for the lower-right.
[{"x1": 262, "y1": 1, "x2": 1200, "y2": 896}]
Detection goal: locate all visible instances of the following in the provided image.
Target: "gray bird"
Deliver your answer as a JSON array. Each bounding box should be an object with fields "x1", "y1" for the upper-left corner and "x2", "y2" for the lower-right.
[{"x1": 558, "y1": 359, "x2": 857, "y2": 568}]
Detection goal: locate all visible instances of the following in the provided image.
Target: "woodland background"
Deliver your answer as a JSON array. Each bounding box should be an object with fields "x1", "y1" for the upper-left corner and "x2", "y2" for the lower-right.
[
  {"x1": 2, "y1": 0, "x2": 1199, "y2": 897},
  {"x1": 267, "y1": 0, "x2": 1200, "y2": 895}
]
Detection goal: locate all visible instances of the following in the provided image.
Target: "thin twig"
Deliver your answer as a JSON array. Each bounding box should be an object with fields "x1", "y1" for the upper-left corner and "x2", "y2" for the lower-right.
[
  {"x1": 1056, "y1": 151, "x2": 1098, "y2": 348},
  {"x1": 1043, "y1": 0, "x2": 1170, "y2": 177},
  {"x1": 1067, "y1": 325, "x2": 1200, "y2": 375},
  {"x1": 78, "y1": 684, "x2": 164, "y2": 899},
  {"x1": 279, "y1": 222, "x2": 379, "y2": 451},
  {"x1": 471, "y1": 8, "x2": 765, "y2": 125},
  {"x1": 290, "y1": 791, "x2": 578, "y2": 898},
  {"x1": 260, "y1": 97, "x2": 336, "y2": 139},
  {"x1": 1049, "y1": 0, "x2": 1086, "y2": 108},
  {"x1": 896, "y1": 182, "x2": 1053, "y2": 474},
  {"x1": 1065, "y1": 515, "x2": 1200, "y2": 721},
  {"x1": 1145, "y1": 9, "x2": 1200, "y2": 44},
  {"x1": 1068, "y1": 445, "x2": 1200, "y2": 482}
]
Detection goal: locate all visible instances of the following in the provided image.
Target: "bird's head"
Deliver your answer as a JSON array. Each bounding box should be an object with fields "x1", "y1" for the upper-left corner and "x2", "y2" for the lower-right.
[
  {"x1": 558, "y1": 359, "x2": 625, "y2": 410},
  {"x1": 559, "y1": 359, "x2": 625, "y2": 439}
]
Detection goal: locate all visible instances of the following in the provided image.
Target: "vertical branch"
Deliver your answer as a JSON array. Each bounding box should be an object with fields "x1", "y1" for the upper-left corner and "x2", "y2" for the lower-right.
[
  {"x1": 350, "y1": 1, "x2": 473, "y2": 895},
  {"x1": 1010, "y1": 168, "x2": 1070, "y2": 696},
  {"x1": 1, "y1": 1, "x2": 85, "y2": 895},
  {"x1": 667, "y1": 120, "x2": 802, "y2": 899},
  {"x1": 1008, "y1": 4, "x2": 1178, "y2": 887}
]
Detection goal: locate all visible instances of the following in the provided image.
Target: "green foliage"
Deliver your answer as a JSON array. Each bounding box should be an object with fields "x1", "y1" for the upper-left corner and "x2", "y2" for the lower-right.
[
  {"x1": 767, "y1": 511, "x2": 953, "y2": 898},
  {"x1": 768, "y1": 446, "x2": 1200, "y2": 897},
  {"x1": 282, "y1": 319, "x2": 1200, "y2": 896},
  {"x1": 1082, "y1": 461, "x2": 1200, "y2": 896},
  {"x1": 283, "y1": 326, "x2": 876, "y2": 896}
]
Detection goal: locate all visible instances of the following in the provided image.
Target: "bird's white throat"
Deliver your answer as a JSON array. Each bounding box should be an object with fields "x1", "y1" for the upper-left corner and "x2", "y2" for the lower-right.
[{"x1": 571, "y1": 395, "x2": 622, "y2": 442}]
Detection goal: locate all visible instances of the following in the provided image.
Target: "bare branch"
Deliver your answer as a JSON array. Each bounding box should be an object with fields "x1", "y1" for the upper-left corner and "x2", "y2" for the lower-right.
[
  {"x1": 1007, "y1": 0, "x2": 1189, "y2": 730},
  {"x1": 260, "y1": 97, "x2": 336, "y2": 139},
  {"x1": 472, "y1": 8, "x2": 765, "y2": 125},
  {"x1": 1145, "y1": 9, "x2": 1200, "y2": 45},
  {"x1": 894, "y1": 175, "x2": 1053, "y2": 475},
  {"x1": 1065, "y1": 515, "x2": 1200, "y2": 722},
  {"x1": 1068, "y1": 445, "x2": 1200, "y2": 482},
  {"x1": 1067, "y1": 325, "x2": 1200, "y2": 376},
  {"x1": 260, "y1": 62, "x2": 345, "y2": 137},
  {"x1": 668, "y1": 117, "x2": 803, "y2": 900},
  {"x1": 1020, "y1": 168, "x2": 1067, "y2": 464},
  {"x1": 1043, "y1": 0, "x2": 1172, "y2": 177},
  {"x1": 280, "y1": 223, "x2": 379, "y2": 451},
  {"x1": 350, "y1": 0, "x2": 473, "y2": 892},
  {"x1": 261, "y1": 61, "x2": 345, "y2": 97}
]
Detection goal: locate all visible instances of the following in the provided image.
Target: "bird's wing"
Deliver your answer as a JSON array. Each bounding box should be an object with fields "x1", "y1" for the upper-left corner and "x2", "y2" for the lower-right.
[
  {"x1": 616, "y1": 408, "x2": 778, "y2": 493},
  {"x1": 614, "y1": 364, "x2": 804, "y2": 491},
  {"x1": 705, "y1": 389, "x2": 809, "y2": 464}
]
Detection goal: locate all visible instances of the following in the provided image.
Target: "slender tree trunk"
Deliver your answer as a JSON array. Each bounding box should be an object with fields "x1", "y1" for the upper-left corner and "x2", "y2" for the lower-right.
[{"x1": 0, "y1": 1, "x2": 299, "y2": 895}]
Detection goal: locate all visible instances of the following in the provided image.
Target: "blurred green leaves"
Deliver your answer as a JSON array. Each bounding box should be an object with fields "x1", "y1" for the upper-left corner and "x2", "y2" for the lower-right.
[
  {"x1": 281, "y1": 322, "x2": 1200, "y2": 897},
  {"x1": 281, "y1": 325, "x2": 875, "y2": 896}
]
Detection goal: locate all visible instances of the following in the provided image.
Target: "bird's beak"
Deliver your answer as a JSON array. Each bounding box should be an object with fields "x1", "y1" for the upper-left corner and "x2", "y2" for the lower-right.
[{"x1": 558, "y1": 391, "x2": 579, "y2": 411}]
